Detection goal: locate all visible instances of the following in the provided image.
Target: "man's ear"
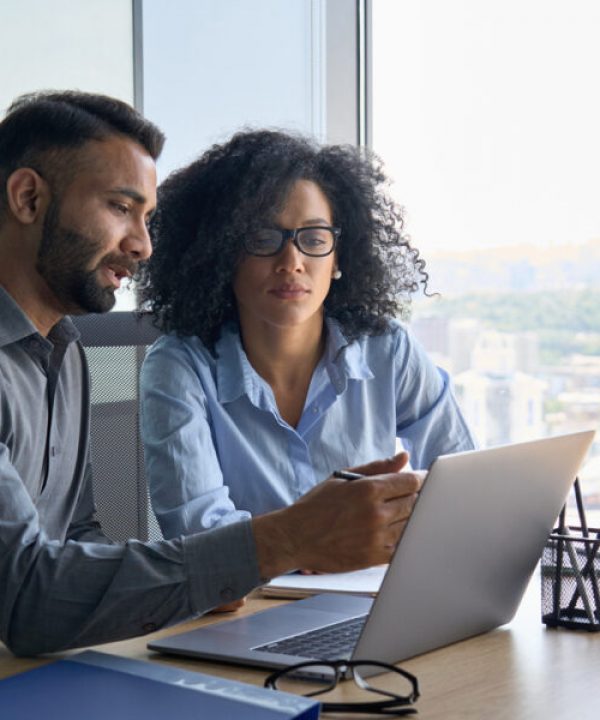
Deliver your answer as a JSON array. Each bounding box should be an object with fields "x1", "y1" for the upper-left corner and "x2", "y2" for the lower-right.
[{"x1": 5, "y1": 168, "x2": 50, "y2": 224}]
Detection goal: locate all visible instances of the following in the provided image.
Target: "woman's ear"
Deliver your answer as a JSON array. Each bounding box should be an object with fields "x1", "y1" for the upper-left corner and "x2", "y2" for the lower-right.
[{"x1": 5, "y1": 168, "x2": 49, "y2": 224}]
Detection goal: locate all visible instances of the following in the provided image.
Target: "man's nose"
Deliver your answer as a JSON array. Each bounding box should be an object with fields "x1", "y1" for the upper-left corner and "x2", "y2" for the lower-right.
[{"x1": 122, "y1": 219, "x2": 152, "y2": 261}]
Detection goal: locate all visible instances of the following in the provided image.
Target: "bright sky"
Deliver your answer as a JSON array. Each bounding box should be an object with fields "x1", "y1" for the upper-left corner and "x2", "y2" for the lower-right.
[{"x1": 372, "y1": 0, "x2": 600, "y2": 253}]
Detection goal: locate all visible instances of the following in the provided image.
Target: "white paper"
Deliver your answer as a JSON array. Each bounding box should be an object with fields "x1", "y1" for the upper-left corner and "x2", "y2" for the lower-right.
[{"x1": 261, "y1": 565, "x2": 387, "y2": 599}]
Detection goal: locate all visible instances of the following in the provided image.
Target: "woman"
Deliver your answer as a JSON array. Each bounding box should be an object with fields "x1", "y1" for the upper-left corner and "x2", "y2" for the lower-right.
[{"x1": 139, "y1": 129, "x2": 474, "y2": 539}]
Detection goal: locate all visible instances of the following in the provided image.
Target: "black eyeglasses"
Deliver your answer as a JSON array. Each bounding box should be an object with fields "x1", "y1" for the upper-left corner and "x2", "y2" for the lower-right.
[
  {"x1": 243, "y1": 226, "x2": 341, "y2": 257},
  {"x1": 264, "y1": 659, "x2": 419, "y2": 715}
]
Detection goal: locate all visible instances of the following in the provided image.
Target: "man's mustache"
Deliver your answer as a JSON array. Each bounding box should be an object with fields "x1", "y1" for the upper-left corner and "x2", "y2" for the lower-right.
[{"x1": 99, "y1": 254, "x2": 140, "y2": 279}]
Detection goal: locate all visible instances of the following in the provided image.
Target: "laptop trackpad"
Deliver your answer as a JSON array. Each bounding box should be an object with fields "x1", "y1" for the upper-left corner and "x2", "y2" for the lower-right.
[{"x1": 149, "y1": 593, "x2": 373, "y2": 656}]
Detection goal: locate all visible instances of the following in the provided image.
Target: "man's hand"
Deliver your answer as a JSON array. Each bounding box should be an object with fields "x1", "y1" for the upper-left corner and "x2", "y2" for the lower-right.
[
  {"x1": 252, "y1": 452, "x2": 424, "y2": 580},
  {"x1": 209, "y1": 597, "x2": 247, "y2": 614}
]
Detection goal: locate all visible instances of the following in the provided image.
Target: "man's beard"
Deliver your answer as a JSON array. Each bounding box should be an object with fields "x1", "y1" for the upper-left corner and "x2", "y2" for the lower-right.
[{"x1": 36, "y1": 200, "x2": 134, "y2": 314}]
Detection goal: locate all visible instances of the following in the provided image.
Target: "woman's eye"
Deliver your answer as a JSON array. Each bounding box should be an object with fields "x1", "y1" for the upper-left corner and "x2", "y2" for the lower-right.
[
  {"x1": 251, "y1": 231, "x2": 280, "y2": 249},
  {"x1": 302, "y1": 233, "x2": 326, "y2": 246}
]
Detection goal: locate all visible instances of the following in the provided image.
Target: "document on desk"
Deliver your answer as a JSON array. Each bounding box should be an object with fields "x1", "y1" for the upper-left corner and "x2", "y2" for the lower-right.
[
  {"x1": 262, "y1": 565, "x2": 387, "y2": 599},
  {"x1": 0, "y1": 650, "x2": 319, "y2": 719}
]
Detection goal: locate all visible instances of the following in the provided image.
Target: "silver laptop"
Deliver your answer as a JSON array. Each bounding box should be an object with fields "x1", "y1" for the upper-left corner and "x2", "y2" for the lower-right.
[{"x1": 149, "y1": 430, "x2": 594, "y2": 670}]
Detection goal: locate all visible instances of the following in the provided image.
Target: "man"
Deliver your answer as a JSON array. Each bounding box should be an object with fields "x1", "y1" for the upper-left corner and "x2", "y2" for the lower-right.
[{"x1": 0, "y1": 91, "x2": 421, "y2": 657}]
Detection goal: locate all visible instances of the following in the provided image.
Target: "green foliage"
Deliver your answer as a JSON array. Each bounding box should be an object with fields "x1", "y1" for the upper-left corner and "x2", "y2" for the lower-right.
[
  {"x1": 413, "y1": 289, "x2": 600, "y2": 362},
  {"x1": 416, "y1": 289, "x2": 600, "y2": 332},
  {"x1": 544, "y1": 398, "x2": 565, "y2": 414}
]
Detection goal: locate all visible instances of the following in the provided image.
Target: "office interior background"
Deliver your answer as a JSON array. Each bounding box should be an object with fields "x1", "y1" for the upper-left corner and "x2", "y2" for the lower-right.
[{"x1": 1, "y1": 0, "x2": 598, "y2": 520}]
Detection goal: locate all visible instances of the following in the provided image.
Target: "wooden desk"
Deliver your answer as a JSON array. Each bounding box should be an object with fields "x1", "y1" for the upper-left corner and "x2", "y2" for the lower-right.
[{"x1": 1, "y1": 576, "x2": 599, "y2": 719}]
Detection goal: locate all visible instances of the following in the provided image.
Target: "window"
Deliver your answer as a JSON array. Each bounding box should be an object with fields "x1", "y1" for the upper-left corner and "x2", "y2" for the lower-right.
[{"x1": 372, "y1": 0, "x2": 600, "y2": 521}]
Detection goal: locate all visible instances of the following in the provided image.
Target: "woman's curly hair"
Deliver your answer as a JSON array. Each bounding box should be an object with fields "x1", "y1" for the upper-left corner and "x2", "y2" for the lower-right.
[{"x1": 139, "y1": 129, "x2": 429, "y2": 349}]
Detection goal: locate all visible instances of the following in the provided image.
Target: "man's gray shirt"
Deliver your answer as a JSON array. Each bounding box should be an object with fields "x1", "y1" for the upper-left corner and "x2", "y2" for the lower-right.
[{"x1": 0, "y1": 287, "x2": 261, "y2": 656}]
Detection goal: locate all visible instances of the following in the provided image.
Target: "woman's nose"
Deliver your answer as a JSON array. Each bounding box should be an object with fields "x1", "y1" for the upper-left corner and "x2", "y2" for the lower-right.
[{"x1": 275, "y1": 236, "x2": 304, "y2": 272}]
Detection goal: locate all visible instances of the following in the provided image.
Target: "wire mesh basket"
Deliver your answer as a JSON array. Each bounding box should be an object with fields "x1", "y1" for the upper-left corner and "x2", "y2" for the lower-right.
[{"x1": 541, "y1": 478, "x2": 600, "y2": 631}]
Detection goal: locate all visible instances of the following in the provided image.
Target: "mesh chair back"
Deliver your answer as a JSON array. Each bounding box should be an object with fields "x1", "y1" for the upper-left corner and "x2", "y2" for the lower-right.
[{"x1": 73, "y1": 312, "x2": 163, "y2": 541}]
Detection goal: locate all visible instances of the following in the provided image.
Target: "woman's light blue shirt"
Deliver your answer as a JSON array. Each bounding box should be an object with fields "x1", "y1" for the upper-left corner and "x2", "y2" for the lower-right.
[{"x1": 140, "y1": 319, "x2": 475, "y2": 539}]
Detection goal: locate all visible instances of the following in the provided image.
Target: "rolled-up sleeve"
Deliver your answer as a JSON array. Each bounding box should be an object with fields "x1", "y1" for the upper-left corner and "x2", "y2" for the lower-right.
[{"x1": 0, "y1": 444, "x2": 261, "y2": 657}]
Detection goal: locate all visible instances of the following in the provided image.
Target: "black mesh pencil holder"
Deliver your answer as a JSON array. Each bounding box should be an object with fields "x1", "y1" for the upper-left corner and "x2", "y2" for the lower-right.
[{"x1": 541, "y1": 477, "x2": 600, "y2": 631}]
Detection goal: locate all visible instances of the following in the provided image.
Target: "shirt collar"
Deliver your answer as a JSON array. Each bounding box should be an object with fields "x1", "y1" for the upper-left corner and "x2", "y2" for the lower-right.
[
  {"x1": 215, "y1": 325, "x2": 267, "y2": 405},
  {"x1": 322, "y1": 317, "x2": 374, "y2": 393},
  {"x1": 214, "y1": 318, "x2": 373, "y2": 405},
  {"x1": 0, "y1": 285, "x2": 80, "y2": 349}
]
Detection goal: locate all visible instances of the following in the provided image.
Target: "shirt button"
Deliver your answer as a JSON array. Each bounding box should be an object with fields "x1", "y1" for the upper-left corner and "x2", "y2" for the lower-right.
[
  {"x1": 312, "y1": 405, "x2": 319, "y2": 413},
  {"x1": 220, "y1": 587, "x2": 235, "y2": 602},
  {"x1": 142, "y1": 622, "x2": 157, "y2": 633}
]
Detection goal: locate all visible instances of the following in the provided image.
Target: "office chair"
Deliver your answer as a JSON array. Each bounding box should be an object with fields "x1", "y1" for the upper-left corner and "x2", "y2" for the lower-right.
[{"x1": 72, "y1": 311, "x2": 163, "y2": 542}]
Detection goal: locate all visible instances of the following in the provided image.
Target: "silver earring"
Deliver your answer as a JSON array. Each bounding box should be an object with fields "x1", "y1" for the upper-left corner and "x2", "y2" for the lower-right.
[{"x1": 332, "y1": 270, "x2": 342, "y2": 280}]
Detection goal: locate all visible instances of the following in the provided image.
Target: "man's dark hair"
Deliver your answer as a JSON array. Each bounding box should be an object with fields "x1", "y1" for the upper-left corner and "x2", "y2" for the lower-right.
[
  {"x1": 0, "y1": 90, "x2": 165, "y2": 216},
  {"x1": 140, "y1": 129, "x2": 430, "y2": 349}
]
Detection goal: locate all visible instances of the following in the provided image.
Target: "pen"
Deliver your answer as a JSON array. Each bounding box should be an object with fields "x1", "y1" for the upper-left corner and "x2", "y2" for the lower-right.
[{"x1": 333, "y1": 470, "x2": 364, "y2": 481}]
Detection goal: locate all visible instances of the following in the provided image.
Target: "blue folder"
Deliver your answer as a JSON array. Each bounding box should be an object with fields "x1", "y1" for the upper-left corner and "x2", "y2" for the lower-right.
[{"x1": 0, "y1": 650, "x2": 319, "y2": 719}]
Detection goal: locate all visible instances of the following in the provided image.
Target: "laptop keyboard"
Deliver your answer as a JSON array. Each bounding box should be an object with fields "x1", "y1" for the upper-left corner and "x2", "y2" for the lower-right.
[{"x1": 254, "y1": 614, "x2": 368, "y2": 660}]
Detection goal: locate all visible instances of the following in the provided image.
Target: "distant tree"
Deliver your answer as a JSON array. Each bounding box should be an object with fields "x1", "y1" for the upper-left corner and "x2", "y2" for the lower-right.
[{"x1": 413, "y1": 289, "x2": 600, "y2": 362}]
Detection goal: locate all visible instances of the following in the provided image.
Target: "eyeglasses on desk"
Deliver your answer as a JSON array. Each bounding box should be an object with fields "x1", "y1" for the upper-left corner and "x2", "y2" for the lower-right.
[{"x1": 264, "y1": 659, "x2": 420, "y2": 715}]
